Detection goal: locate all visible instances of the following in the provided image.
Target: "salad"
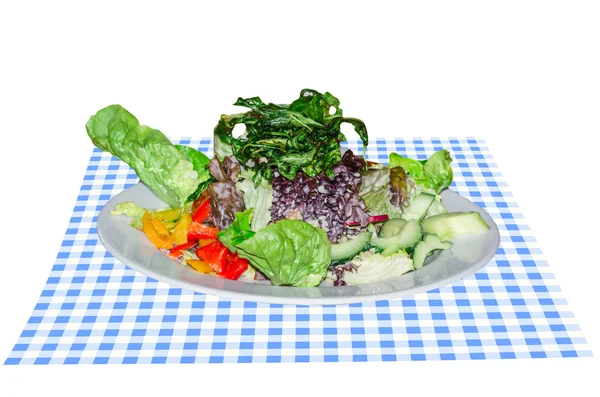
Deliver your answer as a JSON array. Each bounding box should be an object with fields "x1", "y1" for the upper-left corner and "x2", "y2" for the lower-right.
[{"x1": 87, "y1": 89, "x2": 489, "y2": 287}]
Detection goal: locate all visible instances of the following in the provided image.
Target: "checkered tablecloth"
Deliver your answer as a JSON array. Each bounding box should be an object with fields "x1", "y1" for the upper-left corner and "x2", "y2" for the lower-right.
[{"x1": 3, "y1": 138, "x2": 593, "y2": 365}]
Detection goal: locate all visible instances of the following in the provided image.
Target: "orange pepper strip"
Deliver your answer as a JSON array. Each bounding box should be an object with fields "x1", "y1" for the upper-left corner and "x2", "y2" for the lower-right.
[
  {"x1": 142, "y1": 211, "x2": 174, "y2": 249},
  {"x1": 198, "y1": 239, "x2": 217, "y2": 248}
]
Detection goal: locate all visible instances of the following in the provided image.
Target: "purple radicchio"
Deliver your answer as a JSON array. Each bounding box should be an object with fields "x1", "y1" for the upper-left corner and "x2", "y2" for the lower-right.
[{"x1": 270, "y1": 150, "x2": 370, "y2": 242}]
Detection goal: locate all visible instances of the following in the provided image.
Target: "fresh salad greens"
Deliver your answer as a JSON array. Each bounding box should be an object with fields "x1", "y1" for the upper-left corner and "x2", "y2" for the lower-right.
[
  {"x1": 87, "y1": 105, "x2": 212, "y2": 208},
  {"x1": 93, "y1": 90, "x2": 491, "y2": 288}
]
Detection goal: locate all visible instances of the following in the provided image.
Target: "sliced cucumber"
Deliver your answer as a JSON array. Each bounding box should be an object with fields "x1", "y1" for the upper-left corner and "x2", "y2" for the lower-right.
[
  {"x1": 372, "y1": 219, "x2": 423, "y2": 256},
  {"x1": 331, "y1": 232, "x2": 372, "y2": 261},
  {"x1": 422, "y1": 211, "x2": 489, "y2": 241},
  {"x1": 402, "y1": 193, "x2": 436, "y2": 221},
  {"x1": 379, "y1": 218, "x2": 407, "y2": 238},
  {"x1": 412, "y1": 234, "x2": 452, "y2": 269},
  {"x1": 367, "y1": 223, "x2": 378, "y2": 238},
  {"x1": 425, "y1": 195, "x2": 447, "y2": 218}
]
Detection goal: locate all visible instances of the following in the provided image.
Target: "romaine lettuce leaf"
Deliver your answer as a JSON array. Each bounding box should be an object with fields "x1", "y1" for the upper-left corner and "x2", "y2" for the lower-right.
[{"x1": 86, "y1": 105, "x2": 211, "y2": 208}]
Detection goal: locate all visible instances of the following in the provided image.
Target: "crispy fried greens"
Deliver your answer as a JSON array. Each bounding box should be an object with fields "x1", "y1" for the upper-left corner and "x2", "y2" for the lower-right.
[{"x1": 213, "y1": 89, "x2": 368, "y2": 183}]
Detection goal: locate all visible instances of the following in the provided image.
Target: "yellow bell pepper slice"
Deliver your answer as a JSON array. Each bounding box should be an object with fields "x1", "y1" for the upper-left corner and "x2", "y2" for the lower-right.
[
  {"x1": 171, "y1": 213, "x2": 193, "y2": 245},
  {"x1": 153, "y1": 208, "x2": 182, "y2": 222},
  {"x1": 153, "y1": 208, "x2": 183, "y2": 231},
  {"x1": 142, "y1": 211, "x2": 174, "y2": 249},
  {"x1": 187, "y1": 259, "x2": 214, "y2": 274}
]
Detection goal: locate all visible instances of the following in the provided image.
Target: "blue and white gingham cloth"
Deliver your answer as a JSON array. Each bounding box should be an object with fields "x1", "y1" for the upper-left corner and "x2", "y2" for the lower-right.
[{"x1": 3, "y1": 138, "x2": 593, "y2": 365}]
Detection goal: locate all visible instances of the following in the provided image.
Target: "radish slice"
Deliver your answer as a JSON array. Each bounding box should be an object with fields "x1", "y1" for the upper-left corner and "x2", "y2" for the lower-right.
[
  {"x1": 368, "y1": 215, "x2": 389, "y2": 223},
  {"x1": 346, "y1": 215, "x2": 389, "y2": 226}
]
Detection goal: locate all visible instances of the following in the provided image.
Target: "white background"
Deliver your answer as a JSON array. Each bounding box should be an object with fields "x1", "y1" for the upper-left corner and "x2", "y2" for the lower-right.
[{"x1": 1, "y1": 1, "x2": 599, "y2": 395}]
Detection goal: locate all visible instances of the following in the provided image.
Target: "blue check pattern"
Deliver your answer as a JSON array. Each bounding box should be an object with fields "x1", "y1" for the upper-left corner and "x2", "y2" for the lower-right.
[{"x1": 4, "y1": 138, "x2": 593, "y2": 365}]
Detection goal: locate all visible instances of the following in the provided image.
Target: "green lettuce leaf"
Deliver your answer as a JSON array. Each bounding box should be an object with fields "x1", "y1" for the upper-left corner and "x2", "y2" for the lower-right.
[
  {"x1": 359, "y1": 168, "x2": 404, "y2": 219},
  {"x1": 360, "y1": 164, "x2": 448, "y2": 220},
  {"x1": 421, "y1": 150, "x2": 454, "y2": 193},
  {"x1": 109, "y1": 201, "x2": 146, "y2": 217},
  {"x1": 175, "y1": 144, "x2": 215, "y2": 202},
  {"x1": 217, "y1": 208, "x2": 256, "y2": 253},
  {"x1": 234, "y1": 219, "x2": 331, "y2": 287},
  {"x1": 86, "y1": 105, "x2": 211, "y2": 208},
  {"x1": 236, "y1": 169, "x2": 273, "y2": 231},
  {"x1": 108, "y1": 201, "x2": 168, "y2": 230},
  {"x1": 389, "y1": 150, "x2": 453, "y2": 194},
  {"x1": 388, "y1": 154, "x2": 424, "y2": 179},
  {"x1": 213, "y1": 134, "x2": 234, "y2": 161},
  {"x1": 341, "y1": 250, "x2": 414, "y2": 285}
]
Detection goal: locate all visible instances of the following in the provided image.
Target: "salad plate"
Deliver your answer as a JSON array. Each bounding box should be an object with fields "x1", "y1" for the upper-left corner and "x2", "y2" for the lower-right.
[{"x1": 97, "y1": 181, "x2": 500, "y2": 305}]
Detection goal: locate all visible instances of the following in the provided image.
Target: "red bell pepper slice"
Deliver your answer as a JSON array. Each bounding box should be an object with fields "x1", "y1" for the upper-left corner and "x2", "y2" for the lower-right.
[
  {"x1": 167, "y1": 250, "x2": 184, "y2": 260},
  {"x1": 192, "y1": 198, "x2": 211, "y2": 223},
  {"x1": 187, "y1": 222, "x2": 219, "y2": 241},
  {"x1": 167, "y1": 241, "x2": 196, "y2": 260},
  {"x1": 196, "y1": 241, "x2": 228, "y2": 273},
  {"x1": 172, "y1": 241, "x2": 196, "y2": 252},
  {"x1": 220, "y1": 252, "x2": 249, "y2": 280}
]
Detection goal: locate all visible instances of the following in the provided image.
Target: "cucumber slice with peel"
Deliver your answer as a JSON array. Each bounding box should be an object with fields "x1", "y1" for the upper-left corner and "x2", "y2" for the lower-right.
[
  {"x1": 412, "y1": 234, "x2": 452, "y2": 269},
  {"x1": 402, "y1": 193, "x2": 436, "y2": 221},
  {"x1": 331, "y1": 232, "x2": 372, "y2": 261},
  {"x1": 367, "y1": 223, "x2": 378, "y2": 238},
  {"x1": 421, "y1": 211, "x2": 489, "y2": 241},
  {"x1": 372, "y1": 219, "x2": 423, "y2": 256},
  {"x1": 379, "y1": 218, "x2": 407, "y2": 238}
]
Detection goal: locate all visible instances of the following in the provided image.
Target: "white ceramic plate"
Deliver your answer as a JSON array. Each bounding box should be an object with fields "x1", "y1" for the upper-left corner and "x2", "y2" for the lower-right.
[{"x1": 97, "y1": 182, "x2": 500, "y2": 305}]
